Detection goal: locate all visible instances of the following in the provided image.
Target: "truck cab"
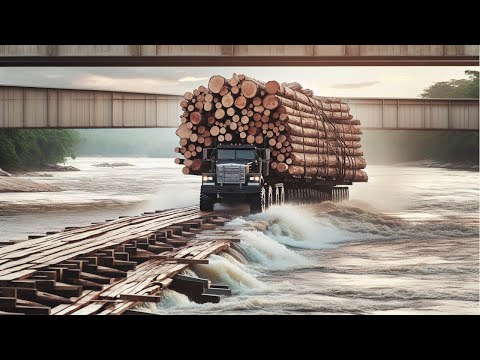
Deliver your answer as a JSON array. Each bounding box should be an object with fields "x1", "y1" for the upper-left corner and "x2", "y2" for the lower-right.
[{"x1": 200, "y1": 144, "x2": 284, "y2": 213}]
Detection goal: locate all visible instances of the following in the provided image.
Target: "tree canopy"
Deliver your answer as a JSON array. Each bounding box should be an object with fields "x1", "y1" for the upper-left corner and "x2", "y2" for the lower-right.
[
  {"x1": 420, "y1": 70, "x2": 479, "y2": 98},
  {"x1": 0, "y1": 129, "x2": 79, "y2": 170}
]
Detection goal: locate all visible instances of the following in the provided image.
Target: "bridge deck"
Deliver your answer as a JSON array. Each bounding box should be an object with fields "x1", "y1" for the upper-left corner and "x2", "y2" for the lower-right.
[
  {"x1": 0, "y1": 206, "x2": 237, "y2": 315},
  {"x1": 0, "y1": 45, "x2": 478, "y2": 66}
]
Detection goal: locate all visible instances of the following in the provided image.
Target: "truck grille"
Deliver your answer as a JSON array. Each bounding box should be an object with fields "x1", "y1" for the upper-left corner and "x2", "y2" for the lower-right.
[{"x1": 217, "y1": 164, "x2": 245, "y2": 184}]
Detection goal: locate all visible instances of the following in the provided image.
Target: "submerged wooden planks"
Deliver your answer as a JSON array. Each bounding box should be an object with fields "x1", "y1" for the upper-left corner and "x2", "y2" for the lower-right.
[
  {"x1": 0, "y1": 207, "x2": 203, "y2": 279},
  {"x1": 0, "y1": 209, "x2": 236, "y2": 315}
]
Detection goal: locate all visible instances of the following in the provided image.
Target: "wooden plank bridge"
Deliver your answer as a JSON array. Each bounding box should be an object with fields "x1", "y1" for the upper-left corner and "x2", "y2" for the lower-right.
[{"x1": 0, "y1": 206, "x2": 239, "y2": 315}]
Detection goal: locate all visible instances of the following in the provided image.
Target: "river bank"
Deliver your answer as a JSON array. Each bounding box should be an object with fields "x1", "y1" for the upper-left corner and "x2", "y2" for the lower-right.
[
  {"x1": 0, "y1": 176, "x2": 61, "y2": 192},
  {"x1": 0, "y1": 164, "x2": 80, "y2": 193}
]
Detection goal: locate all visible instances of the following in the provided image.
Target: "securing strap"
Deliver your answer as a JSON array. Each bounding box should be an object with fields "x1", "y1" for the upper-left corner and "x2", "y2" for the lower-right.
[
  {"x1": 300, "y1": 114, "x2": 307, "y2": 177},
  {"x1": 307, "y1": 97, "x2": 329, "y2": 180}
]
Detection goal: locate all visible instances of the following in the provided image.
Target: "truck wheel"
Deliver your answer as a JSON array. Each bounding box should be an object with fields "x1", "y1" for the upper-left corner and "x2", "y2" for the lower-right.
[
  {"x1": 249, "y1": 187, "x2": 266, "y2": 214},
  {"x1": 266, "y1": 185, "x2": 273, "y2": 208},
  {"x1": 200, "y1": 192, "x2": 214, "y2": 211}
]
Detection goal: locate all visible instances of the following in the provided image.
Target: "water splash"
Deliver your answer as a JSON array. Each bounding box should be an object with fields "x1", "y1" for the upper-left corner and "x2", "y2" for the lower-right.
[
  {"x1": 235, "y1": 229, "x2": 308, "y2": 268},
  {"x1": 241, "y1": 203, "x2": 478, "y2": 250},
  {"x1": 193, "y1": 254, "x2": 266, "y2": 294}
]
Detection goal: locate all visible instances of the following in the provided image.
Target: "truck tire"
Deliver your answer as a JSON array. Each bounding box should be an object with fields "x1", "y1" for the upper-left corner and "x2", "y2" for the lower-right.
[
  {"x1": 266, "y1": 185, "x2": 273, "y2": 208},
  {"x1": 280, "y1": 186, "x2": 285, "y2": 205},
  {"x1": 249, "y1": 187, "x2": 266, "y2": 214},
  {"x1": 200, "y1": 192, "x2": 215, "y2": 211}
]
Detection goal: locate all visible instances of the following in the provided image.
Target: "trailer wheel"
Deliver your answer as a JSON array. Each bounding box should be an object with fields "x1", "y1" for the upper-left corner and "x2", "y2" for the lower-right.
[
  {"x1": 200, "y1": 192, "x2": 215, "y2": 211},
  {"x1": 249, "y1": 187, "x2": 266, "y2": 214}
]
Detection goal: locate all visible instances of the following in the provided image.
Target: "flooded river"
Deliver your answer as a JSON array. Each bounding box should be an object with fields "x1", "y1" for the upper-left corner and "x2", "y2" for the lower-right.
[{"x1": 0, "y1": 157, "x2": 478, "y2": 314}]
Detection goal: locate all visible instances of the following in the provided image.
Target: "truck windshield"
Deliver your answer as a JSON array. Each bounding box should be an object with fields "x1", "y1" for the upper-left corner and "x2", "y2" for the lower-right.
[{"x1": 217, "y1": 149, "x2": 256, "y2": 160}]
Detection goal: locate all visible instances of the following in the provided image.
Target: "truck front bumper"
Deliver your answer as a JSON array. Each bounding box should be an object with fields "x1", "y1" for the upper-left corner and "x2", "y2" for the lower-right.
[{"x1": 201, "y1": 184, "x2": 261, "y2": 194}]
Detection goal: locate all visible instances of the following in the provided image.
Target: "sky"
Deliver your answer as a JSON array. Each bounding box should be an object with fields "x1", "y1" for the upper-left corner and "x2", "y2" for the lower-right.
[{"x1": 0, "y1": 66, "x2": 476, "y2": 98}]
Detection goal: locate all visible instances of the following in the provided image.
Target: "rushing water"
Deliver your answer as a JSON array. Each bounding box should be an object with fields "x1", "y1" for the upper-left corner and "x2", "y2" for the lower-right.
[{"x1": 0, "y1": 157, "x2": 478, "y2": 314}]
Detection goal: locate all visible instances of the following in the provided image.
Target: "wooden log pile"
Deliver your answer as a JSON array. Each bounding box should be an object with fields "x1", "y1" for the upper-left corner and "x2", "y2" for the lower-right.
[{"x1": 175, "y1": 74, "x2": 368, "y2": 182}]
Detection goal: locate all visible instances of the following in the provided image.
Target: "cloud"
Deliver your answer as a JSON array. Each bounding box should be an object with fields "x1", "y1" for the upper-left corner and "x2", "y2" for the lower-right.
[
  {"x1": 74, "y1": 75, "x2": 180, "y2": 94},
  {"x1": 178, "y1": 76, "x2": 209, "y2": 82},
  {"x1": 330, "y1": 81, "x2": 380, "y2": 89}
]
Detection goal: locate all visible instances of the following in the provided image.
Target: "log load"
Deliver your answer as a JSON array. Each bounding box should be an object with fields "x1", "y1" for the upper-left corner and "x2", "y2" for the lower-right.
[{"x1": 174, "y1": 74, "x2": 368, "y2": 182}]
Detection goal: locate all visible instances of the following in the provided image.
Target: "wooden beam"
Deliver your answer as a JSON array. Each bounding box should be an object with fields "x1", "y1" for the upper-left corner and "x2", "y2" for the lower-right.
[{"x1": 0, "y1": 56, "x2": 477, "y2": 67}]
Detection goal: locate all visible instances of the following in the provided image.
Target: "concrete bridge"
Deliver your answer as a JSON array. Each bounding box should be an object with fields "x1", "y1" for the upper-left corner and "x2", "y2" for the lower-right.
[
  {"x1": 0, "y1": 85, "x2": 478, "y2": 130},
  {"x1": 0, "y1": 45, "x2": 478, "y2": 66}
]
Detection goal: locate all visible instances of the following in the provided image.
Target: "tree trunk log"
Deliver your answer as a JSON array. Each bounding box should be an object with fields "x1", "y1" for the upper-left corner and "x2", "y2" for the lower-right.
[
  {"x1": 287, "y1": 135, "x2": 362, "y2": 149},
  {"x1": 221, "y1": 92, "x2": 234, "y2": 108},
  {"x1": 277, "y1": 106, "x2": 361, "y2": 125},
  {"x1": 287, "y1": 166, "x2": 368, "y2": 182},
  {"x1": 289, "y1": 153, "x2": 367, "y2": 169},
  {"x1": 240, "y1": 80, "x2": 258, "y2": 98},
  {"x1": 264, "y1": 95, "x2": 352, "y2": 120},
  {"x1": 289, "y1": 142, "x2": 364, "y2": 156},
  {"x1": 208, "y1": 75, "x2": 226, "y2": 94},
  {"x1": 281, "y1": 114, "x2": 362, "y2": 134},
  {"x1": 191, "y1": 159, "x2": 202, "y2": 171},
  {"x1": 285, "y1": 123, "x2": 362, "y2": 141},
  {"x1": 175, "y1": 123, "x2": 192, "y2": 138},
  {"x1": 265, "y1": 80, "x2": 350, "y2": 112}
]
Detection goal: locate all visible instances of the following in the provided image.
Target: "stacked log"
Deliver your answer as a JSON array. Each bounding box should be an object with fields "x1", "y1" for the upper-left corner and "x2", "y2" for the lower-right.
[{"x1": 174, "y1": 74, "x2": 367, "y2": 182}]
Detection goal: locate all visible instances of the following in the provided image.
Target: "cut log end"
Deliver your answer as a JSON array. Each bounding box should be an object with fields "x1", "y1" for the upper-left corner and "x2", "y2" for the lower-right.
[
  {"x1": 190, "y1": 111, "x2": 201, "y2": 125},
  {"x1": 221, "y1": 93, "x2": 234, "y2": 108},
  {"x1": 240, "y1": 80, "x2": 258, "y2": 98},
  {"x1": 277, "y1": 163, "x2": 289, "y2": 173},
  {"x1": 265, "y1": 80, "x2": 280, "y2": 95},
  {"x1": 263, "y1": 95, "x2": 279, "y2": 110},
  {"x1": 208, "y1": 75, "x2": 226, "y2": 94},
  {"x1": 214, "y1": 108, "x2": 226, "y2": 120}
]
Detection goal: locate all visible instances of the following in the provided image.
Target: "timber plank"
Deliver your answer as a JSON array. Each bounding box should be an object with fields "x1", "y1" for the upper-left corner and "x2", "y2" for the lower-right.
[{"x1": 71, "y1": 302, "x2": 107, "y2": 315}]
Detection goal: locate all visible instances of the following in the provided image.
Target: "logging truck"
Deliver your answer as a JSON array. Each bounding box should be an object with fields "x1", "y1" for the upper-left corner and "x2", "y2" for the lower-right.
[{"x1": 199, "y1": 143, "x2": 351, "y2": 213}]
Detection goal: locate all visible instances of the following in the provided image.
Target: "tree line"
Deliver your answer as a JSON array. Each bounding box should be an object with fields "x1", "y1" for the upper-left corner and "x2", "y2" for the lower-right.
[{"x1": 0, "y1": 129, "x2": 79, "y2": 170}]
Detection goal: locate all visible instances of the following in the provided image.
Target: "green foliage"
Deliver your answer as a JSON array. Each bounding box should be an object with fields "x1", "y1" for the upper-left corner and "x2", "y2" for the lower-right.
[
  {"x1": 0, "y1": 129, "x2": 79, "y2": 170},
  {"x1": 421, "y1": 70, "x2": 479, "y2": 98}
]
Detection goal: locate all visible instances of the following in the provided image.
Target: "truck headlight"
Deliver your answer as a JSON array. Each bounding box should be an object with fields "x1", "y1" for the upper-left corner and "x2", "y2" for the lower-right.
[
  {"x1": 249, "y1": 176, "x2": 260, "y2": 182},
  {"x1": 202, "y1": 176, "x2": 214, "y2": 182}
]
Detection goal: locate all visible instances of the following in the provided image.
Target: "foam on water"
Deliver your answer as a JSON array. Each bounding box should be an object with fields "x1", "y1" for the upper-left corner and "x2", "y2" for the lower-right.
[
  {"x1": 193, "y1": 254, "x2": 266, "y2": 294},
  {"x1": 234, "y1": 229, "x2": 308, "y2": 269},
  {"x1": 243, "y1": 203, "x2": 478, "y2": 250}
]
